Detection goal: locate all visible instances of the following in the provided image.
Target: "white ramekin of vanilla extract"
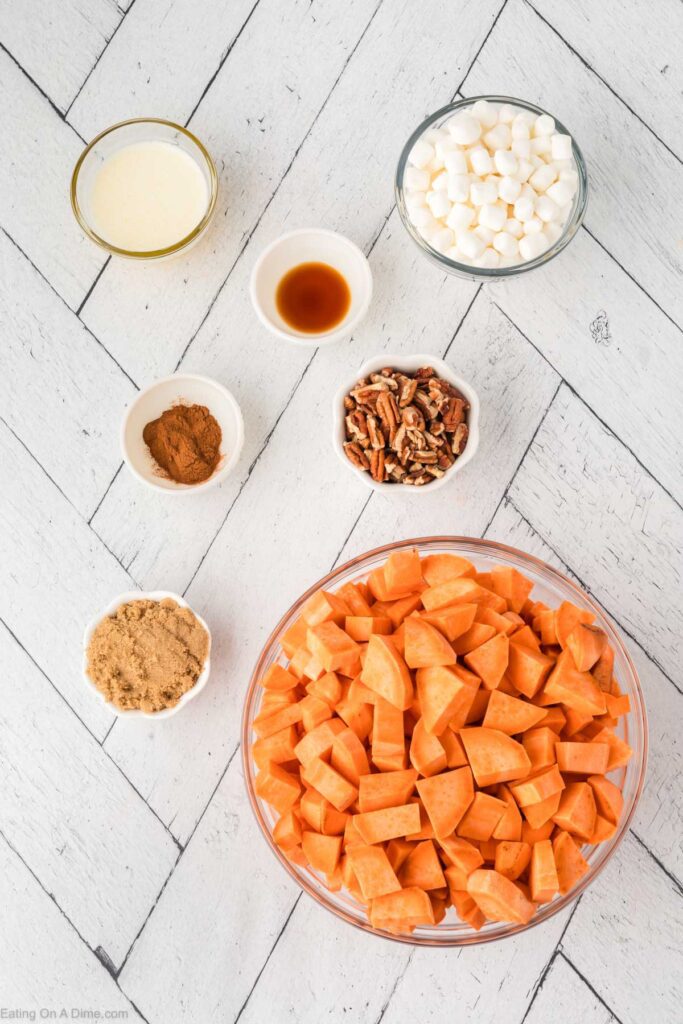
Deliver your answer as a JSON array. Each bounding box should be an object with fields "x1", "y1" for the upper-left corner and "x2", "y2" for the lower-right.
[{"x1": 71, "y1": 118, "x2": 218, "y2": 260}]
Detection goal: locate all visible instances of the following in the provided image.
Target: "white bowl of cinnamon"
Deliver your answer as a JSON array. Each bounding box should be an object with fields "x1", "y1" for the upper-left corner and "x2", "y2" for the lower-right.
[{"x1": 121, "y1": 373, "x2": 244, "y2": 493}]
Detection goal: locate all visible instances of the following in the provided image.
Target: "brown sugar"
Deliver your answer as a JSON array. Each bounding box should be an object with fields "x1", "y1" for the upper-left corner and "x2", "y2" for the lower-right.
[
  {"x1": 143, "y1": 403, "x2": 222, "y2": 484},
  {"x1": 86, "y1": 598, "x2": 210, "y2": 713}
]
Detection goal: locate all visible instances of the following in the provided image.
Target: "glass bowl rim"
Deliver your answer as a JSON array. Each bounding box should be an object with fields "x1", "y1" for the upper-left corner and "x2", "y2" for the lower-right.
[
  {"x1": 241, "y1": 535, "x2": 647, "y2": 947},
  {"x1": 70, "y1": 117, "x2": 219, "y2": 260},
  {"x1": 395, "y1": 95, "x2": 589, "y2": 281}
]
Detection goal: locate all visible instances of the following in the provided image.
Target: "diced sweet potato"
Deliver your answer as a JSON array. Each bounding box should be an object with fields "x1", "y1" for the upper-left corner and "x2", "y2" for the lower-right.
[
  {"x1": 294, "y1": 718, "x2": 345, "y2": 766},
  {"x1": 371, "y1": 697, "x2": 406, "y2": 772},
  {"x1": 361, "y1": 635, "x2": 414, "y2": 711},
  {"x1": 422, "y1": 577, "x2": 491, "y2": 612},
  {"x1": 590, "y1": 727, "x2": 633, "y2": 770},
  {"x1": 345, "y1": 615, "x2": 393, "y2": 641},
  {"x1": 552, "y1": 782, "x2": 597, "y2": 840},
  {"x1": 273, "y1": 810, "x2": 302, "y2": 850},
  {"x1": 482, "y1": 689, "x2": 547, "y2": 735},
  {"x1": 476, "y1": 606, "x2": 518, "y2": 636},
  {"x1": 490, "y1": 565, "x2": 534, "y2": 613},
  {"x1": 457, "y1": 791, "x2": 508, "y2": 842},
  {"x1": 553, "y1": 831, "x2": 590, "y2": 893},
  {"x1": 452, "y1": 623, "x2": 497, "y2": 656},
  {"x1": 467, "y1": 869, "x2": 536, "y2": 925},
  {"x1": 506, "y1": 642, "x2": 555, "y2": 698},
  {"x1": 280, "y1": 616, "x2": 308, "y2": 658},
  {"x1": 543, "y1": 650, "x2": 607, "y2": 716},
  {"x1": 592, "y1": 643, "x2": 615, "y2": 691},
  {"x1": 554, "y1": 601, "x2": 595, "y2": 648},
  {"x1": 386, "y1": 837, "x2": 413, "y2": 873},
  {"x1": 253, "y1": 700, "x2": 304, "y2": 739},
  {"x1": 302, "y1": 831, "x2": 342, "y2": 875},
  {"x1": 416, "y1": 767, "x2": 474, "y2": 838},
  {"x1": 587, "y1": 775, "x2": 624, "y2": 824},
  {"x1": 300, "y1": 789, "x2": 348, "y2": 835},
  {"x1": 299, "y1": 692, "x2": 333, "y2": 731},
  {"x1": 440, "y1": 836, "x2": 484, "y2": 888},
  {"x1": 399, "y1": 839, "x2": 446, "y2": 890},
  {"x1": 509, "y1": 624, "x2": 542, "y2": 651},
  {"x1": 416, "y1": 664, "x2": 477, "y2": 735},
  {"x1": 492, "y1": 784, "x2": 523, "y2": 841},
  {"x1": 306, "y1": 671, "x2": 343, "y2": 706},
  {"x1": 509, "y1": 764, "x2": 565, "y2": 807},
  {"x1": 522, "y1": 727, "x2": 558, "y2": 771},
  {"x1": 384, "y1": 548, "x2": 424, "y2": 595},
  {"x1": 302, "y1": 757, "x2": 358, "y2": 812},
  {"x1": 464, "y1": 634, "x2": 509, "y2": 690},
  {"x1": 354, "y1": 803, "x2": 422, "y2": 845},
  {"x1": 464, "y1": 685, "x2": 491, "y2": 725},
  {"x1": 440, "y1": 728, "x2": 468, "y2": 768},
  {"x1": 346, "y1": 844, "x2": 401, "y2": 899},
  {"x1": 337, "y1": 581, "x2": 374, "y2": 616},
  {"x1": 521, "y1": 819, "x2": 554, "y2": 845},
  {"x1": 495, "y1": 840, "x2": 531, "y2": 881},
  {"x1": 358, "y1": 768, "x2": 418, "y2": 813},
  {"x1": 381, "y1": 593, "x2": 424, "y2": 628},
  {"x1": 302, "y1": 589, "x2": 351, "y2": 627},
  {"x1": 253, "y1": 725, "x2": 299, "y2": 768},
  {"x1": 404, "y1": 615, "x2": 457, "y2": 669},
  {"x1": 587, "y1": 814, "x2": 617, "y2": 844},
  {"x1": 538, "y1": 707, "x2": 567, "y2": 734},
  {"x1": 566, "y1": 623, "x2": 607, "y2": 672},
  {"x1": 420, "y1": 602, "x2": 478, "y2": 641},
  {"x1": 460, "y1": 728, "x2": 532, "y2": 787},
  {"x1": 261, "y1": 663, "x2": 300, "y2": 692},
  {"x1": 331, "y1": 727, "x2": 371, "y2": 785},
  {"x1": 529, "y1": 839, "x2": 559, "y2": 903},
  {"x1": 555, "y1": 741, "x2": 610, "y2": 775},
  {"x1": 409, "y1": 717, "x2": 447, "y2": 777},
  {"x1": 451, "y1": 890, "x2": 486, "y2": 930},
  {"x1": 421, "y1": 553, "x2": 476, "y2": 586},
  {"x1": 522, "y1": 791, "x2": 561, "y2": 830},
  {"x1": 255, "y1": 762, "x2": 302, "y2": 814},
  {"x1": 370, "y1": 887, "x2": 435, "y2": 929},
  {"x1": 307, "y1": 621, "x2": 361, "y2": 678}
]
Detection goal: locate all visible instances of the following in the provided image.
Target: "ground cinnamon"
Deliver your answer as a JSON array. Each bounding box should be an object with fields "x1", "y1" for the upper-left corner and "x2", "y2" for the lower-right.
[{"x1": 143, "y1": 402, "x2": 222, "y2": 484}]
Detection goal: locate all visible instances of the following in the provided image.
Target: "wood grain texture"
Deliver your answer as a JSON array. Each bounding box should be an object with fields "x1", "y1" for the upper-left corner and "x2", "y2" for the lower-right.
[
  {"x1": 0, "y1": 51, "x2": 106, "y2": 310},
  {"x1": 0, "y1": 230, "x2": 135, "y2": 518},
  {"x1": 0, "y1": 622, "x2": 179, "y2": 967},
  {"x1": 524, "y1": 954, "x2": 616, "y2": 1024},
  {"x1": 508, "y1": 386, "x2": 683, "y2": 682},
  {"x1": 0, "y1": 835, "x2": 144, "y2": 1020},
  {"x1": 0, "y1": 0, "x2": 121, "y2": 112},
  {"x1": 463, "y1": 0, "x2": 683, "y2": 326},
  {"x1": 531, "y1": 0, "x2": 683, "y2": 160}
]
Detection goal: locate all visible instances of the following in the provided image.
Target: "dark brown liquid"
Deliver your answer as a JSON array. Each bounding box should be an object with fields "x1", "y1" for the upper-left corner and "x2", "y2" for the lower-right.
[{"x1": 276, "y1": 261, "x2": 351, "y2": 333}]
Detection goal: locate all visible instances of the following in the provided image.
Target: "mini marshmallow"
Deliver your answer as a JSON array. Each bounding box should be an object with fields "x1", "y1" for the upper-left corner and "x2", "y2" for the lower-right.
[
  {"x1": 529, "y1": 163, "x2": 557, "y2": 192},
  {"x1": 432, "y1": 170, "x2": 449, "y2": 191},
  {"x1": 458, "y1": 230, "x2": 486, "y2": 260},
  {"x1": 431, "y1": 226, "x2": 455, "y2": 253},
  {"x1": 498, "y1": 175, "x2": 522, "y2": 203},
  {"x1": 533, "y1": 114, "x2": 555, "y2": 136},
  {"x1": 478, "y1": 202, "x2": 507, "y2": 232},
  {"x1": 530, "y1": 135, "x2": 552, "y2": 157},
  {"x1": 409, "y1": 139, "x2": 435, "y2": 168},
  {"x1": 494, "y1": 149, "x2": 518, "y2": 176},
  {"x1": 511, "y1": 119, "x2": 530, "y2": 141},
  {"x1": 511, "y1": 138, "x2": 532, "y2": 160},
  {"x1": 523, "y1": 216, "x2": 544, "y2": 235},
  {"x1": 535, "y1": 193, "x2": 560, "y2": 222},
  {"x1": 446, "y1": 203, "x2": 475, "y2": 232},
  {"x1": 515, "y1": 159, "x2": 534, "y2": 183},
  {"x1": 469, "y1": 146, "x2": 494, "y2": 175},
  {"x1": 520, "y1": 182, "x2": 536, "y2": 200},
  {"x1": 435, "y1": 138, "x2": 457, "y2": 161},
  {"x1": 493, "y1": 231, "x2": 519, "y2": 257},
  {"x1": 424, "y1": 127, "x2": 448, "y2": 145},
  {"x1": 544, "y1": 222, "x2": 562, "y2": 245},
  {"x1": 411, "y1": 205, "x2": 437, "y2": 227},
  {"x1": 404, "y1": 190, "x2": 427, "y2": 212},
  {"x1": 470, "y1": 180, "x2": 498, "y2": 206},
  {"x1": 472, "y1": 99, "x2": 498, "y2": 128},
  {"x1": 529, "y1": 154, "x2": 545, "y2": 170},
  {"x1": 427, "y1": 190, "x2": 452, "y2": 219},
  {"x1": 447, "y1": 173, "x2": 472, "y2": 202},
  {"x1": 519, "y1": 233, "x2": 548, "y2": 260},
  {"x1": 445, "y1": 245, "x2": 464, "y2": 261},
  {"x1": 404, "y1": 166, "x2": 430, "y2": 191},
  {"x1": 417, "y1": 219, "x2": 440, "y2": 242},
  {"x1": 474, "y1": 248, "x2": 501, "y2": 268},
  {"x1": 559, "y1": 168, "x2": 579, "y2": 193},
  {"x1": 498, "y1": 104, "x2": 516, "y2": 124},
  {"x1": 484, "y1": 123, "x2": 511, "y2": 151},
  {"x1": 513, "y1": 196, "x2": 535, "y2": 222},
  {"x1": 551, "y1": 133, "x2": 572, "y2": 161},
  {"x1": 449, "y1": 115, "x2": 482, "y2": 146},
  {"x1": 545, "y1": 180, "x2": 573, "y2": 207},
  {"x1": 474, "y1": 224, "x2": 495, "y2": 245},
  {"x1": 444, "y1": 149, "x2": 469, "y2": 175},
  {"x1": 504, "y1": 217, "x2": 523, "y2": 238}
]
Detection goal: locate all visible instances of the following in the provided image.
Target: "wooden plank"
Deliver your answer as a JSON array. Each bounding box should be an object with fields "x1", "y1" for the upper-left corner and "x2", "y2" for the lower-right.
[
  {"x1": 463, "y1": 0, "x2": 683, "y2": 326},
  {"x1": 532, "y1": 0, "x2": 683, "y2": 160},
  {"x1": 524, "y1": 954, "x2": 615, "y2": 1024},
  {"x1": 102, "y1": 207, "x2": 479, "y2": 841},
  {"x1": 0, "y1": 835, "x2": 144, "y2": 1020},
  {"x1": 78, "y1": 0, "x2": 501, "y2": 386},
  {"x1": 0, "y1": 622, "x2": 179, "y2": 967},
  {"x1": 487, "y1": 498, "x2": 683, "y2": 884},
  {"x1": 336, "y1": 289, "x2": 560, "y2": 561},
  {"x1": 493, "y1": 227, "x2": 683, "y2": 503},
  {"x1": 118, "y1": 756, "x2": 300, "y2": 1022},
  {"x1": 68, "y1": 0, "x2": 260, "y2": 138},
  {"x1": 561, "y1": 833, "x2": 683, "y2": 1024},
  {"x1": 0, "y1": 230, "x2": 135, "y2": 519},
  {"x1": 0, "y1": 421, "x2": 131, "y2": 739},
  {"x1": 508, "y1": 386, "x2": 683, "y2": 683},
  {"x1": 0, "y1": 0, "x2": 121, "y2": 112},
  {"x1": 0, "y1": 51, "x2": 106, "y2": 311}
]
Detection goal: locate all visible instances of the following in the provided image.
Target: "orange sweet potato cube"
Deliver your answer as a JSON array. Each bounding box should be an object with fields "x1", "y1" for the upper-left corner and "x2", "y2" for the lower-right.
[
  {"x1": 361, "y1": 635, "x2": 414, "y2": 710},
  {"x1": 307, "y1": 621, "x2": 361, "y2": 677}
]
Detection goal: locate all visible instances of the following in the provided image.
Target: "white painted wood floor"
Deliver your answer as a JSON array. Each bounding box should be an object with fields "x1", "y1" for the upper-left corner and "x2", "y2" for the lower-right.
[{"x1": 1, "y1": 1, "x2": 681, "y2": 1021}]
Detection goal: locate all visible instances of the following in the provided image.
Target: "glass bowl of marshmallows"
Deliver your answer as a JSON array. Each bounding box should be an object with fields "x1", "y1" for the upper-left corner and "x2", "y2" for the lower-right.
[{"x1": 396, "y1": 96, "x2": 588, "y2": 281}]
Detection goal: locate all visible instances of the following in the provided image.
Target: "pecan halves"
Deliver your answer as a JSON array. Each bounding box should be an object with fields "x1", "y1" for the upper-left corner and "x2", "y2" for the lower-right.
[
  {"x1": 344, "y1": 441, "x2": 370, "y2": 471},
  {"x1": 366, "y1": 414, "x2": 385, "y2": 450},
  {"x1": 370, "y1": 449, "x2": 386, "y2": 482},
  {"x1": 376, "y1": 391, "x2": 400, "y2": 441},
  {"x1": 451, "y1": 423, "x2": 469, "y2": 454}
]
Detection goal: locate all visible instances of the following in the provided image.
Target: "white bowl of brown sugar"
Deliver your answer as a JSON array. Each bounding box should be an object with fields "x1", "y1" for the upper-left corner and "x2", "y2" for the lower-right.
[
  {"x1": 121, "y1": 373, "x2": 244, "y2": 493},
  {"x1": 83, "y1": 591, "x2": 211, "y2": 719}
]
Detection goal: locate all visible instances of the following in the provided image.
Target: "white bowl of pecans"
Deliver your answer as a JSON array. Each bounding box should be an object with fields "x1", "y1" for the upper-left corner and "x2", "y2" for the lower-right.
[{"x1": 333, "y1": 353, "x2": 479, "y2": 493}]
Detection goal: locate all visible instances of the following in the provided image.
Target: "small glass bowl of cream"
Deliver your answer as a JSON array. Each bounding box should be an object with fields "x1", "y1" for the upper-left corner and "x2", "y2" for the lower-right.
[{"x1": 71, "y1": 118, "x2": 218, "y2": 260}]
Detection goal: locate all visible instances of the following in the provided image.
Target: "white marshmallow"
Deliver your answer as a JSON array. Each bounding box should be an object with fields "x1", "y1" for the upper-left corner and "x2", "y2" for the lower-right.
[
  {"x1": 458, "y1": 230, "x2": 486, "y2": 259},
  {"x1": 519, "y1": 232, "x2": 548, "y2": 260},
  {"x1": 511, "y1": 138, "x2": 531, "y2": 160},
  {"x1": 474, "y1": 224, "x2": 495, "y2": 245},
  {"x1": 513, "y1": 196, "x2": 535, "y2": 222},
  {"x1": 404, "y1": 190, "x2": 427, "y2": 213},
  {"x1": 530, "y1": 134, "x2": 552, "y2": 157},
  {"x1": 498, "y1": 104, "x2": 516, "y2": 124},
  {"x1": 504, "y1": 217, "x2": 524, "y2": 238},
  {"x1": 559, "y1": 167, "x2": 579, "y2": 193},
  {"x1": 529, "y1": 154, "x2": 545, "y2": 170},
  {"x1": 529, "y1": 163, "x2": 557, "y2": 192},
  {"x1": 484, "y1": 123, "x2": 511, "y2": 151},
  {"x1": 424, "y1": 127, "x2": 447, "y2": 145},
  {"x1": 427, "y1": 190, "x2": 452, "y2": 219},
  {"x1": 432, "y1": 171, "x2": 449, "y2": 192},
  {"x1": 445, "y1": 245, "x2": 464, "y2": 261},
  {"x1": 411, "y1": 205, "x2": 437, "y2": 227},
  {"x1": 435, "y1": 138, "x2": 457, "y2": 161},
  {"x1": 478, "y1": 203, "x2": 507, "y2": 231},
  {"x1": 404, "y1": 166, "x2": 430, "y2": 191},
  {"x1": 551, "y1": 133, "x2": 572, "y2": 161},
  {"x1": 494, "y1": 149, "x2": 518, "y2": 176},
  {"x1": 544, "y1": 222, "x2": 562, "y2": 245},
  {"x1": 515, "y1": 159, "x2": 534, "y2": 183},
  {"x1": 473, "y1": 248, "x2": 500, "y2": 268},
  {"x1": 523, "y1": 216, "x2": 544, "y2": 235},
  {"x1": 447, "y1": 173, "x2": 472, "y2": 202},
  {"x1": 444, "y1": 149, "x2": 468, "y2": 175},
  {"x1": 431, "y1": 226, "x2": 455, "y2": 253},
  {"x1": 409, "y1": 139, "x2": 435, "y2": 168},
  {"x1": 535, "y1": 193, "x2": 560, "y2": 222},
  {"x1": 446, "y1": 203, "x2": 475, "y2": 233},
  {"x1": 470, "y1": 180, "x2": 498, "y2": 206},
  {"x1": 469, "y1": 146, "x2": 494, "y2": 175},
  {"x1": 498, "y1": 175, "x2": 522, "y2": 203},
  {"x1": 533, "y1": 114, "x2": 555, "y2": 136},
  {"x1": 417, "y1": 219, "x2": 440, "y2": 243},
  {"x1": 520, "y1": 182, "x2": 537, "y2": 200},
  {"x1": 545, "y1": 180, "x2": 574, "y2": 207},
  {"x1": 493, "y1": 231, "x2": 519, "y2": 257},
  {"x1": 511, "y1": 119, "x2": 530, "y2": 141},
  {"x1": 448, "y1": 115, "x2": 481, "y2": 146},
  {"x1": 499, "y1": 255, "x2": 521, "y2": 267},
  {"x1": 429, "y1": 154, "x2": 445, "y2": 172},
  {"x1": 472, "y1": 99, "x2": 498, "y2": 128}
]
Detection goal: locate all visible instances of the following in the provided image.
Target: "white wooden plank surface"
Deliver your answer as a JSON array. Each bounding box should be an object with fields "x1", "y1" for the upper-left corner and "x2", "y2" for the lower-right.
[
  {"x1": 0, "y1": 622, "x2": 179, "y2": 967},
  {"x1": 0, "y1": 835, "x2": 145, "y2": 1021},
  {"x1": 523, "y1": 954, "x2": 615, "y2": 1024},
  {"x1": 0, "y1": 0, "x2": 121, "y2": 112},
  {"x1": 463, "y1": 0, "x2": 683, "y2": 326},
  {"x1": 531, "y1": 0, "x2": 683, "y2": 160},
  {"x1": 0, "y1": 50, "x2": 106, "y2": 310}
]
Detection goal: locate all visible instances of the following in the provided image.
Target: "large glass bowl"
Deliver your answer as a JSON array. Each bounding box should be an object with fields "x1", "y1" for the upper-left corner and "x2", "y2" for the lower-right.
[
  {"x1": 395, "y1": 96, "x2": 589, "y2": 283},
  {"x1": 242, "y1": 537, "x2": 646, "y2": 946}
]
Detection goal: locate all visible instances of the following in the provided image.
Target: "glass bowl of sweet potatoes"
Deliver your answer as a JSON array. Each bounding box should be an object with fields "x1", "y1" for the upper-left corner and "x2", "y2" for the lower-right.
[{"x1": 242, "y1": 537, "x2": 647, "y2": 946}]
